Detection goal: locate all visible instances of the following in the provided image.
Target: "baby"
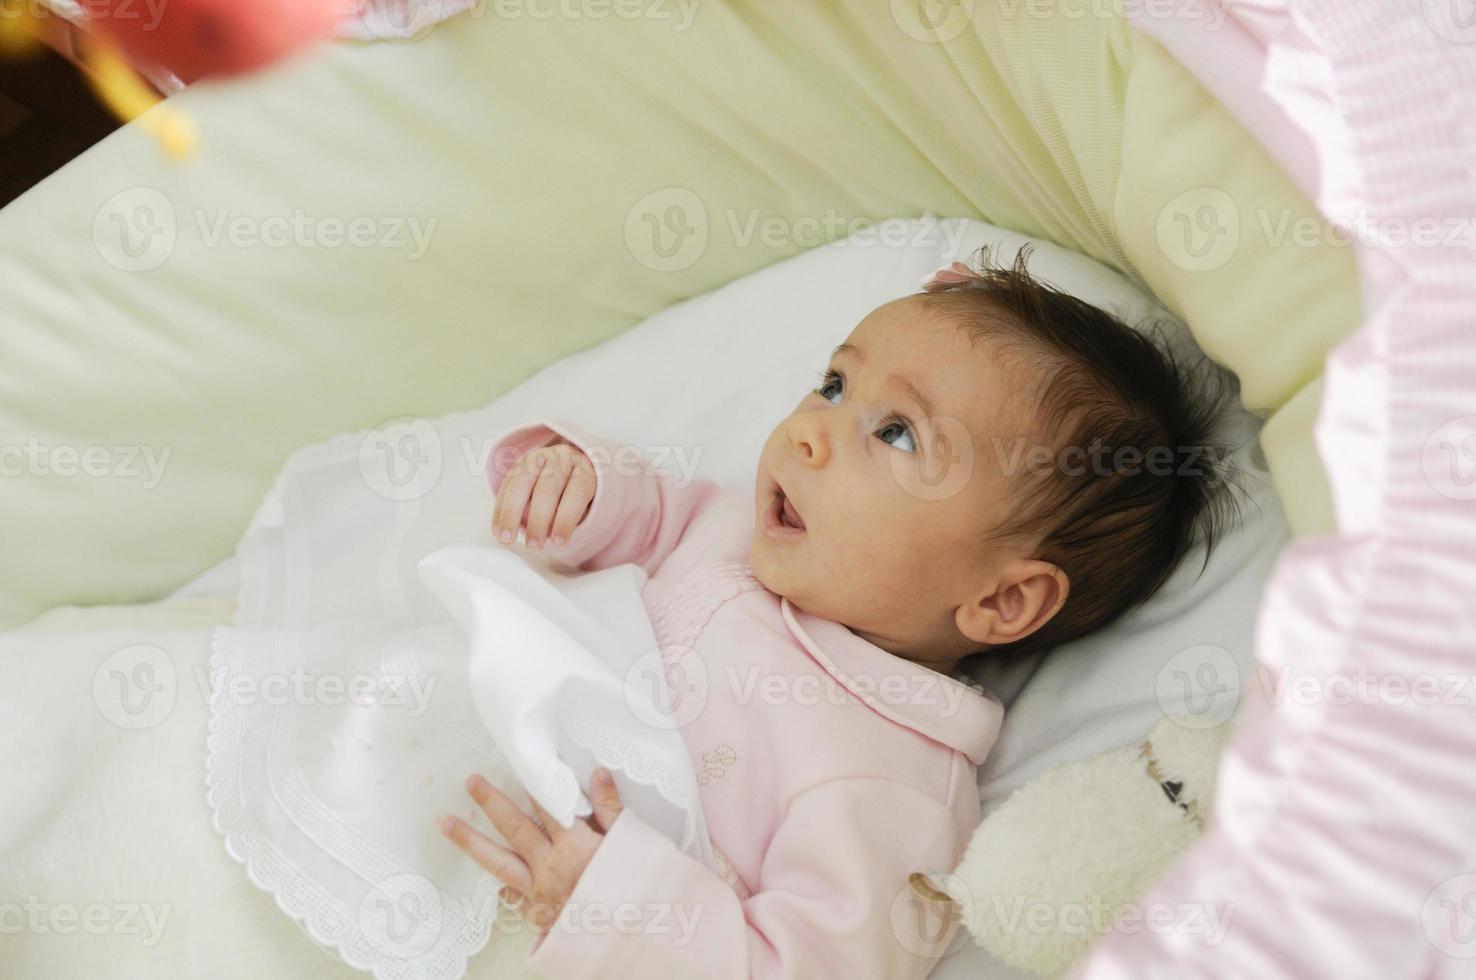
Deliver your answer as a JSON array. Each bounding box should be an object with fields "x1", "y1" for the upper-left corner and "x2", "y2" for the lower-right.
[{"x1": 440, "y1": 246, "x2": 1240, "y2": 979}]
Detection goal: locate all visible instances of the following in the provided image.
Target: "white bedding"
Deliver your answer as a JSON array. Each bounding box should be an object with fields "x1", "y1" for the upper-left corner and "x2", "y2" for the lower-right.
[{"x1": 1, "y1": 217, "x2": 1283, "y2": 980}]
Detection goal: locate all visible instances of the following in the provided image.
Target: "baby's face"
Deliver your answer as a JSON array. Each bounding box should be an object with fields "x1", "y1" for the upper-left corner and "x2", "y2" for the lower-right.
[{"x1": 749, "y1": 296, "x2": 1040, "y2": 671}]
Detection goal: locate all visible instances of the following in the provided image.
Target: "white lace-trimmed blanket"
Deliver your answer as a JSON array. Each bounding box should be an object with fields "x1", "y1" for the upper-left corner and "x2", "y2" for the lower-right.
[{"x1": 207, "y1": 416, "x2": 711, "y2": 980}]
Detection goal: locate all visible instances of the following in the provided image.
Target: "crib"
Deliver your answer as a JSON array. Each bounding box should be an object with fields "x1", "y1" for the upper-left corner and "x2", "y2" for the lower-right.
[{"x1": 1, "y1": 2, "x2": 1472, "y2": 978}]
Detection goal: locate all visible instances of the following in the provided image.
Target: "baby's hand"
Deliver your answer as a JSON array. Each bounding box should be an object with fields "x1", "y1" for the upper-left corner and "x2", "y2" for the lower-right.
[
  {"x1": 441, "y1": 769, "x2": 624, "y2": 934},
  {"x1": 492, "y1": 436, "x2": 596, "y2": 551}
]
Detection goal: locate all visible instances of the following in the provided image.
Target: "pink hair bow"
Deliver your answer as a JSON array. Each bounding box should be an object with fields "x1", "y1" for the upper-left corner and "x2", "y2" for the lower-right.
[{"x1": 920, "y1": 260, "x2": 987, "y2": 292}]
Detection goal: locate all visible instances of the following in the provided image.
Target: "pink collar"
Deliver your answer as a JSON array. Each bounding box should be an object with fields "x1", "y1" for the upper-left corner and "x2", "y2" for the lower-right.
[{"x1": 779, "y1": 597, "x2": 1003, "y2": 766}]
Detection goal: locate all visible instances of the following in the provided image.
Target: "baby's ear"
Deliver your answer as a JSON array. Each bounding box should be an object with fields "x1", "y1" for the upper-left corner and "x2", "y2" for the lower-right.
[{"x1": 958, "y1": 559, "x2": 1068, "y2": 647}]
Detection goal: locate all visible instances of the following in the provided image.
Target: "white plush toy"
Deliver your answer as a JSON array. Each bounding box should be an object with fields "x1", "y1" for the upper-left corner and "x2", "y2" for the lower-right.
[{"x1": 930, "y1": 716, "x2": 1232, "y2": 977}]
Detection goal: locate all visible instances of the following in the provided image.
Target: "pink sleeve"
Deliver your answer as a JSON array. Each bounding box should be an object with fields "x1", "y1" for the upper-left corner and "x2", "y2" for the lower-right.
[
  {"x1": 522, "y1": 778, "x2": 965, "y2": 980},
  {"x1": 483, "y1": 417, "x2": 726, "y2": 577}
]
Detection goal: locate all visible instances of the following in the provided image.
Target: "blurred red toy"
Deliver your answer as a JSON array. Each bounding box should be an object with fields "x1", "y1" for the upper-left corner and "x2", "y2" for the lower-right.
[
  {"x1": 0, "y1": 0, "x2": 349, "y2": 159},
  {"x1": 76, "y1": 0, "x2": 346, "y2": 83}
]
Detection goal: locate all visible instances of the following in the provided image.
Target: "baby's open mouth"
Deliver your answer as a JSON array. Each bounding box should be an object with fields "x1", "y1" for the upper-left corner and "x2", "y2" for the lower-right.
[
  {"x1": 767, "y1": 481, "x2": 807, "y2": 534},
  {"x1": 778, "y1": 492, "x2": 806, "y2": 531}
]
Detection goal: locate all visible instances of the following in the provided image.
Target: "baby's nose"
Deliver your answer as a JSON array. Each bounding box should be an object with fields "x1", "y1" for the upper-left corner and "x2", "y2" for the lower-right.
[{"x1": 789, "y1": 414, "x2": 831, "y2": 467}]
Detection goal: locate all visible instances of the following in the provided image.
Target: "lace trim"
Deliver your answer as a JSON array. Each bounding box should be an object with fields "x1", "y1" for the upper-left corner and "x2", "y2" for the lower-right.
[
  {"x1": 207, "y1": 622, "x2": 504, "y2": 979},
  {"x1": 205, "y1": 413, "x2": 725, "y2": 978},
  {"x1": 205, "y1": 417, "x2": 513, "y2": 980}
]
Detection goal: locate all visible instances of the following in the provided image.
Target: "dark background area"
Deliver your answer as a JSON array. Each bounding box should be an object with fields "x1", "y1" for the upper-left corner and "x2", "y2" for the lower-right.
[{"x1": 0, "y1": 47, "x2": 121, "y2": 208}]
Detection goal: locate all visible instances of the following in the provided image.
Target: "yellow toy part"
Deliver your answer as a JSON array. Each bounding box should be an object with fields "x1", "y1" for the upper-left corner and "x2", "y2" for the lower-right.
[{"x1": 0, "y1": 2, "x2": 195, "y2": 160}]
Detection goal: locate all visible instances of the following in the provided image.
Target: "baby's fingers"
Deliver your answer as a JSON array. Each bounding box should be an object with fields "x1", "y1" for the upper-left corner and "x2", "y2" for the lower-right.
[
  {"x1": 547, "y1": 462, "x2": 596, "y2": 547},
  {"x1": 441, "y1": 816, "x2": 534, "y2": 894},
  {"x1": 523, "y1": 454, "x2": 573, "y2": 549},
  {"x1": 492, "y1": 451, "x2": 546, "y2": 543}
]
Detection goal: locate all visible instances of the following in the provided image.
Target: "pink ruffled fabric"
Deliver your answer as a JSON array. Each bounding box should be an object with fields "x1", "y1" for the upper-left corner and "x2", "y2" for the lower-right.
[{"x1": 1080, "y1": 2, "x2": 1476, "y2": 977}]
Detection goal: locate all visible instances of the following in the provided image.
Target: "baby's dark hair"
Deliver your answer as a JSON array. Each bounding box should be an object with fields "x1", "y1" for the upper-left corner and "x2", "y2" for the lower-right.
[{"x1": 923, "y1": 245, "x2": 1248, "y2": 664}]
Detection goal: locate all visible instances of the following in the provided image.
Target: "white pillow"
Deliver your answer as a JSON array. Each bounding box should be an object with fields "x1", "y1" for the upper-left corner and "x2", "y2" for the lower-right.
[{"x1": 179, "y1": 215, "x2": 1283, "y2": 816}]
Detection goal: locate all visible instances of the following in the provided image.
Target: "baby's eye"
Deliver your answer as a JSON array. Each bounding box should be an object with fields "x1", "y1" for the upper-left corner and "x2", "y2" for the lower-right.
[
  {"x1": 878, "y1": 417, "x2": 917, "y2": 454},
  {"x1": 815, "y1": 370, "x2": 844, "y2": 404},
  {"x1": 813, "y1": 371, "x2": 918, "y2": 454}
]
